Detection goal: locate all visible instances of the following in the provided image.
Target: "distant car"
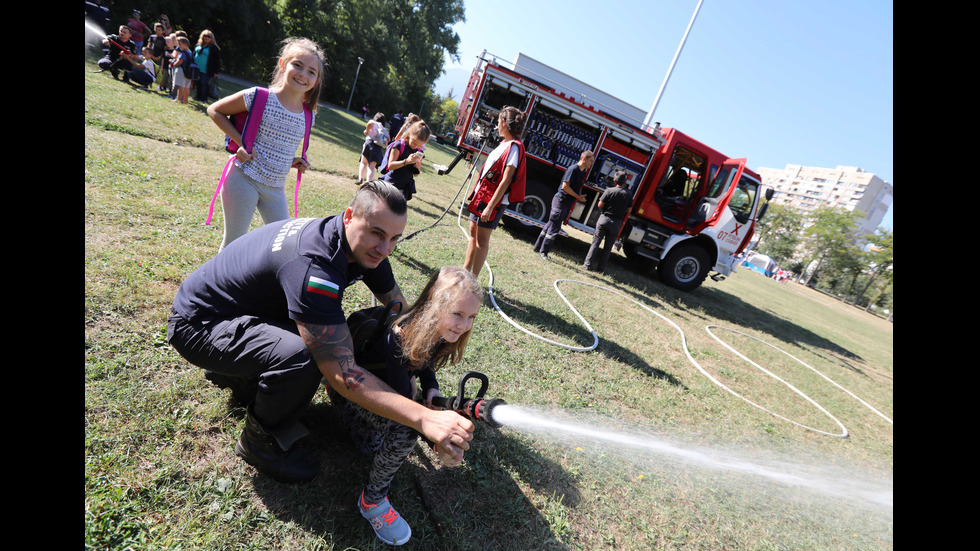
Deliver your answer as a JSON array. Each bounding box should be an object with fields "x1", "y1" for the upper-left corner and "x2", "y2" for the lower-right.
[{"x1": 435, "y1": 132, "x2": 458, "y2": 145}]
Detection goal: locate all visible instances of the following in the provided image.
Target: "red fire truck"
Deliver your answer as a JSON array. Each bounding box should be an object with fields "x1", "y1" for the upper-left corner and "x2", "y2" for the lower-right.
[{"x1": 440, "y1": 51, "x2": 773, "y2": 291}]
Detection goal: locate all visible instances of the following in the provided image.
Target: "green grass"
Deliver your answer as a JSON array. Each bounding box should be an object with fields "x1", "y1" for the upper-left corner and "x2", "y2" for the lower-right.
[{"x1": 85, "y1": 53, "x2": 893, "y2": 550}]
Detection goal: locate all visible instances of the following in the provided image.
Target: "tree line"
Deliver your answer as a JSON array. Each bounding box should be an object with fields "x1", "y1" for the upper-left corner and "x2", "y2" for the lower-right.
[
  {"x1": 753, "y1": 204, "x2": 893, "y2": 317},
  {"x1": 102, "y1": 0, "x2": 465, "y2": 126}
]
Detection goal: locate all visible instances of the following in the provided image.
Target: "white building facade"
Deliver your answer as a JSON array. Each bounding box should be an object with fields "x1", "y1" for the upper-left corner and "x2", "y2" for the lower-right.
[{"x1": 756, "y1": 164, "x2": 892, "y2": 240}]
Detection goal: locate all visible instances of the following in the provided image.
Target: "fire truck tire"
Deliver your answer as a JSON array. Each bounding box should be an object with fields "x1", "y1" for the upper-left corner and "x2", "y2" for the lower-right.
[
  {"x1": 658, "y1": 243, "x2": 710, "y2": 291},
  {"x1": 511, "y1": 181, "x2": 552, "y2": 225}
]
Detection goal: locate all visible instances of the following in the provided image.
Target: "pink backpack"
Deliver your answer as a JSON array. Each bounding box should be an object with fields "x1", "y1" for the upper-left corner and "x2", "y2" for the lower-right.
[{"x1": 205, "y1": 87, "x2": 313, "y2": 224}]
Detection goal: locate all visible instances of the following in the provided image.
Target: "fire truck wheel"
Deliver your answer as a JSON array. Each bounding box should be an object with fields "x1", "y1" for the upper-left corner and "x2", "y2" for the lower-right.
[
  {"x1": 658, "y1": 243, "x2": 710, "y2": 291},
  {"x1": 512, "y1": 182, "x2": 551, "y2": 225}
]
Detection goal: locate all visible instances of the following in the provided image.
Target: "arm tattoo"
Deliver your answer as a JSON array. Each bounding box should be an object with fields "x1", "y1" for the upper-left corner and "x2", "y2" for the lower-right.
[{"x1": 296, "y1": 321, "x2": 366, "y2": 391}]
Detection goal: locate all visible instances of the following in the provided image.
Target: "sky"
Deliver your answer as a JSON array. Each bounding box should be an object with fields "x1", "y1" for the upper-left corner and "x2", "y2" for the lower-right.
[{"x1": 432, "y1": 0, "x2": 893, "y2": 231}]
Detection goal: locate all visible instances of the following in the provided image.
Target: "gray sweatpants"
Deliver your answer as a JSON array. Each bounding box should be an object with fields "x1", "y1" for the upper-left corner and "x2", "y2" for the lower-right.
[{"x1": 219, "y1": 163, "x2": 289, "y2": 251}]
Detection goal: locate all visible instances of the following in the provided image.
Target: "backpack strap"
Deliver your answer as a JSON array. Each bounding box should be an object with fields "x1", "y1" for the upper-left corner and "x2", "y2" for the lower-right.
[
  {"x1": 206, "y1": 88, "x2": 269, "y2": 225},
  {"x1": 379, "y1": 139, "x2": 407, "y2": 175},
  {"x1": 207, "y1": 93, "x2": 312, "y2": 225},
  {"x1": 241, "y1": 88, "x2": 269, "y2": 153},
  {"x1": 292, "y1": 102, "x2": 313, "y2": 218}
]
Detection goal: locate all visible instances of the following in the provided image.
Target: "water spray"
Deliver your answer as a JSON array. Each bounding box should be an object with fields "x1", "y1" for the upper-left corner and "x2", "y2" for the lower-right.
[{"x1": 430, "y1": 371, "x2": 507, "y2": 428}]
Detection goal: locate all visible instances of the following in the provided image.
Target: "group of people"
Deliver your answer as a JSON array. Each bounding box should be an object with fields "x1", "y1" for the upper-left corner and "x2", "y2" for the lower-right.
[
  {"x1": 355, "y1": 109, "x2": 430, "y2": 205},
  {"x1": 95, "y1": 9, "x2": 221, "y2": 105},
  {"x1": 171, "y1": 37, "x2": 470, "y2": 547},
  {"x1": 162, "y1": 31, "x2": 631, "y2": 546},
  {"x1": 533, "y1": 149, "x2": 634, "y2": 274}
]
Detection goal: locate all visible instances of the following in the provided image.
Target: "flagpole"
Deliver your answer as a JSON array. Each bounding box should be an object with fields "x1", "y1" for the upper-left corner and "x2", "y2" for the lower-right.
[{"x1": 643, "y1": 0, "x2": 704, "y2": 129}]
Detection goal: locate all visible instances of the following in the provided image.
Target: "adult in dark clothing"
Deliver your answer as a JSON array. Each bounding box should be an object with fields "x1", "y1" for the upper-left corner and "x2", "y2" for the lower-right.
[
  {"x1": 166, "y1": 181, "x2": 474, "y2": 483},
  {"x1": 533, "y1": 150, "x2": 595, "y2": 259},
  {"x1": 193, "y1": 30, "x2": 222, "y2": 103},
  {"x1": 96, "y1": 25, "x2": 137, "y2": 79},
  {"x1": 388, "y1": 110, "x2": 406, "y2": 141},
  {"x1": 583, "y1": 170, "x2": 634, "y2": 273}
]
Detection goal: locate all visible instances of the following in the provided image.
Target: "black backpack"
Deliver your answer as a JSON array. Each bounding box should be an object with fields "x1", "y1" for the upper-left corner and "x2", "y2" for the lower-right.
[{"x1": 346, "y1": 301, "x2": 402, "y2": 375}]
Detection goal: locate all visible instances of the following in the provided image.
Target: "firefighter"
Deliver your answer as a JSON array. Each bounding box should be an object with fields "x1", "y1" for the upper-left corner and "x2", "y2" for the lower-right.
[
  {"x1": 583, "y1": 170, "x2": 633, "y2": 273},
  {"x1": 533, "y1": 150, "x2": 594, "y2": 259}
]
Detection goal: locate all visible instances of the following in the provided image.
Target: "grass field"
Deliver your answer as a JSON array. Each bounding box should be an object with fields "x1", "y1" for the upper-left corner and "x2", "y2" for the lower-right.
[{"x1": 84, "y1": 54, "x2": 893, "y2": 550}]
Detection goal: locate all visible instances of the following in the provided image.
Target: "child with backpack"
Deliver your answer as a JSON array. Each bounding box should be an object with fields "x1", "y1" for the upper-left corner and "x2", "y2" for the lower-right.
[
  {"x1": 355, "y1": 112, "x2": 388, "y2": 185},
  {"x1": 333, "y1": 266, "x2": 483, "y2": 546},
  {"x1": 380, "y1": 120, "x2": 431, "y2": 202},
  {"x1": 170, "y1": 36, "x2": 194, "y2": 104},
  {"x1": 205, "y1": 37, "x2": 326, "y2": 250}
]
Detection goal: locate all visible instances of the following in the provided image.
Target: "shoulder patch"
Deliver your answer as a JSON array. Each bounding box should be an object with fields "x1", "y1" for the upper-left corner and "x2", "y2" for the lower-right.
[{"x1": 306, "y1": 275, "x2": 340, "y2": 299}]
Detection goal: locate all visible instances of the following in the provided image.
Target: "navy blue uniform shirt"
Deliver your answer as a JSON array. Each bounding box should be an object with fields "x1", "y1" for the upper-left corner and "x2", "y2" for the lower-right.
[{"x1": 173, "y1": 216, "x2": 396, "y2": 327}]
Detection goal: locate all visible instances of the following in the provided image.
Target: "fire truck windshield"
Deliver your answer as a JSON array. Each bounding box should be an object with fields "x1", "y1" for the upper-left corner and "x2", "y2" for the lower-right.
[{"x1": 729, "y1": 176, "x2": 760, "y2": 224}]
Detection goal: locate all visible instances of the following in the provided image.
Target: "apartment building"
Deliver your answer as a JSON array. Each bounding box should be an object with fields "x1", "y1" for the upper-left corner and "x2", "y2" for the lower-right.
[{"x1": 755, "y1": 164, "x2": 892, "y2": 239}]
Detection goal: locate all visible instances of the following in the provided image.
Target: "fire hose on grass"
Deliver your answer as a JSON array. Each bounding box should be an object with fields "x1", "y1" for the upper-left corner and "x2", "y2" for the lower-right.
[{"x1": 398, "y1": 149, "x2": 893, "y2": 438}]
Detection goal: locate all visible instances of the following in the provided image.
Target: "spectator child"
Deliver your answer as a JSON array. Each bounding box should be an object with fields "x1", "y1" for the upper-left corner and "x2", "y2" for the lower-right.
[
  {"x1": 159, "y1": 34, "x2": 175, "y2": 93},
  {"x1": 381, "y1": 120, "x2": 431, "y2": 202},
  {"x1": 170, "y1": 37, "x2": 194, "y2": 104},
  {"x1": 206, "y1": 37, "x2": 327, "y2": 250},
  {"x1": 146, "y1": 23, "x2": 167, "y2": 87},
  {"x1": 355, "y1": 113, "x2": 388, "y2": 185},
  {"x1": 122, "y1": 46, "x2": 157, "y2": 89}
]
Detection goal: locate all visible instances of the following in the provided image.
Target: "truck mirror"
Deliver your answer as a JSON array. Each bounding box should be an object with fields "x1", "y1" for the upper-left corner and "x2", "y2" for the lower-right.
[
  {"x1": 757, "y1": 202, "x2": 769, "y2": 220},
  {"x1": 765, "y1": 187, "x2": 774, "y2": 201}
]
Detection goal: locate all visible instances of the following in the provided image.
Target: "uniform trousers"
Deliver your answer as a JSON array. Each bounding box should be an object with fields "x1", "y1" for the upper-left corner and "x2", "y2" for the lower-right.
[
  {"x1": 534, "y1": 195, "x2": 575, "y2": 255},
  {"x1": 583, "y1": 214, "x2": 624, "y2": 273},
  {"x1": 167, "y1": 309, "x2": 323, "y2": 450}
]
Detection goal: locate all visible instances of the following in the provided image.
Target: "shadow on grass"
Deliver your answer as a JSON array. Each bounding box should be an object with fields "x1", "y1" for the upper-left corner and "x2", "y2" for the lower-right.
[
  {"x1": 497, "y1": 224, "x2": 866, "y2": 369},
  {"x1": 489, "y1": 285, "x2": 686, "y2": 388},
  {"x1": 245, "y1": 399, "x2": 573, "y2": 550}
]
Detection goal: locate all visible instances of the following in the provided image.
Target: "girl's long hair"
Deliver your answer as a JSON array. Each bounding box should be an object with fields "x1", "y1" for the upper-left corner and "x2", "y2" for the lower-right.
[
  {"x1": 395, "y1": 267, "x2": 483, "y2": 370},
  {"x1": 270, "y1": 37, "x2": 328, "y2": 114}
]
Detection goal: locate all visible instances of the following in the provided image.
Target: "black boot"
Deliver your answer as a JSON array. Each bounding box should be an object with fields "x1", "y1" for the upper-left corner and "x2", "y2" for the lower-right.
[
  {"x1": 235, "y1": 407, "x2": 319, "y2": 483},
  {"x1": 205, "y1": 370, "x2": 258, "y2": 407}
]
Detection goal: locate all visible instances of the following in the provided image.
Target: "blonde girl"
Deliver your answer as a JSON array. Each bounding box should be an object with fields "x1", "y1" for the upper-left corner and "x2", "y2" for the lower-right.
[
  {"x1": 206, "y1": 37, "x2": 326, "y2": 250},
  {"x1": 334, "y1": 266, "x2": 483, "y2": 545}
]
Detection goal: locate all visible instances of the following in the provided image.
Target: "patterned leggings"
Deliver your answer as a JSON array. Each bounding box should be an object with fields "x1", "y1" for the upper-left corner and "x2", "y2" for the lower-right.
[{"x1": 341, "y1": 399, "x2": 420, "y2": 503}]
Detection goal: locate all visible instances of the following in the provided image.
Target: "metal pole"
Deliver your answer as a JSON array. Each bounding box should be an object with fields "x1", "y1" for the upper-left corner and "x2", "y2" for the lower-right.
[
  {"x1": 643, "y1": 0, "x2": 704, "y2": 129},
  {"x1": 346, "y1": 57, "x2": 364, "y2": 113}
]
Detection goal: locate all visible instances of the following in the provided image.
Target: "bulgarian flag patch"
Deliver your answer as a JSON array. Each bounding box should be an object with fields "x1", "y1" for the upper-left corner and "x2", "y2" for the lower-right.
[{"x1": 306, "y1": 275, "x2": 340, "y2": 299}]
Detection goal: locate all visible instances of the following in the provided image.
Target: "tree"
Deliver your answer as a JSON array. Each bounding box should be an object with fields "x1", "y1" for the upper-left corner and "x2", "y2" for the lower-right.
[
  {"x1": 853, "y1": 229, "x2": 893, "y2": 308},
  {"x1": 425, "y1": 91, "x2": 460, "y2": 134},
  {"x1": 754, "y1": 203, "x2": 802, "y2": 264},
  {"x1": 797, "y1": 207, "x2": 862, "y2": 286}
]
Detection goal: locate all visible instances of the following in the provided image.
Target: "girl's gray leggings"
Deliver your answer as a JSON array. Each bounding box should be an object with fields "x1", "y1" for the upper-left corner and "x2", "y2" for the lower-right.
[{"x1": 219, "y1": 164, "x2": 289, "y2": 251}]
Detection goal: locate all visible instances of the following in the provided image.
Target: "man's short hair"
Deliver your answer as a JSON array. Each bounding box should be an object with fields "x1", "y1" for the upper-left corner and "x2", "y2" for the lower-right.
[
  {"x1": 613, "y1": 170, "x2": 628, "y2": 187},
  {"x1": 350, "y1": 180, "x2": 408, "y2": 217}
]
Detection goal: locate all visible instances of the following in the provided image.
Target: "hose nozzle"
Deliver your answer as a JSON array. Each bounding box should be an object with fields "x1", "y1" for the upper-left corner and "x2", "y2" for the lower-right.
[{"x1": 431, "y1": 371, "x2": 507, "y2": 428}]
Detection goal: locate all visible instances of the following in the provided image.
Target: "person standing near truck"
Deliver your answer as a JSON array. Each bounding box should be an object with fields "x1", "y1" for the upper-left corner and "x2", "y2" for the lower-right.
[
  {"x1": 463, "y1": 106, "x2": 527, "y2": 277},
  {"x1": 583, "y1": 170, "x2": 633, "y2": 273},
  {"x1": 533, "y1": 150, "x2": 594, "y2": 259}
]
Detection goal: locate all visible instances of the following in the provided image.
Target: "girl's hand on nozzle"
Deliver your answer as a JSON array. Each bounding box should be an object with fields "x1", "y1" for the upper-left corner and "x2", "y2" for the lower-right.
[
  {"x1": 435, "y1": 441, "x2": 463, "y2": 467},
  {"x1": 235, "y1": 147, "x2": 255, "y2": 163},
  {"x1": 424, "y1": 388, "x2": 443, "y2": 409}
]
